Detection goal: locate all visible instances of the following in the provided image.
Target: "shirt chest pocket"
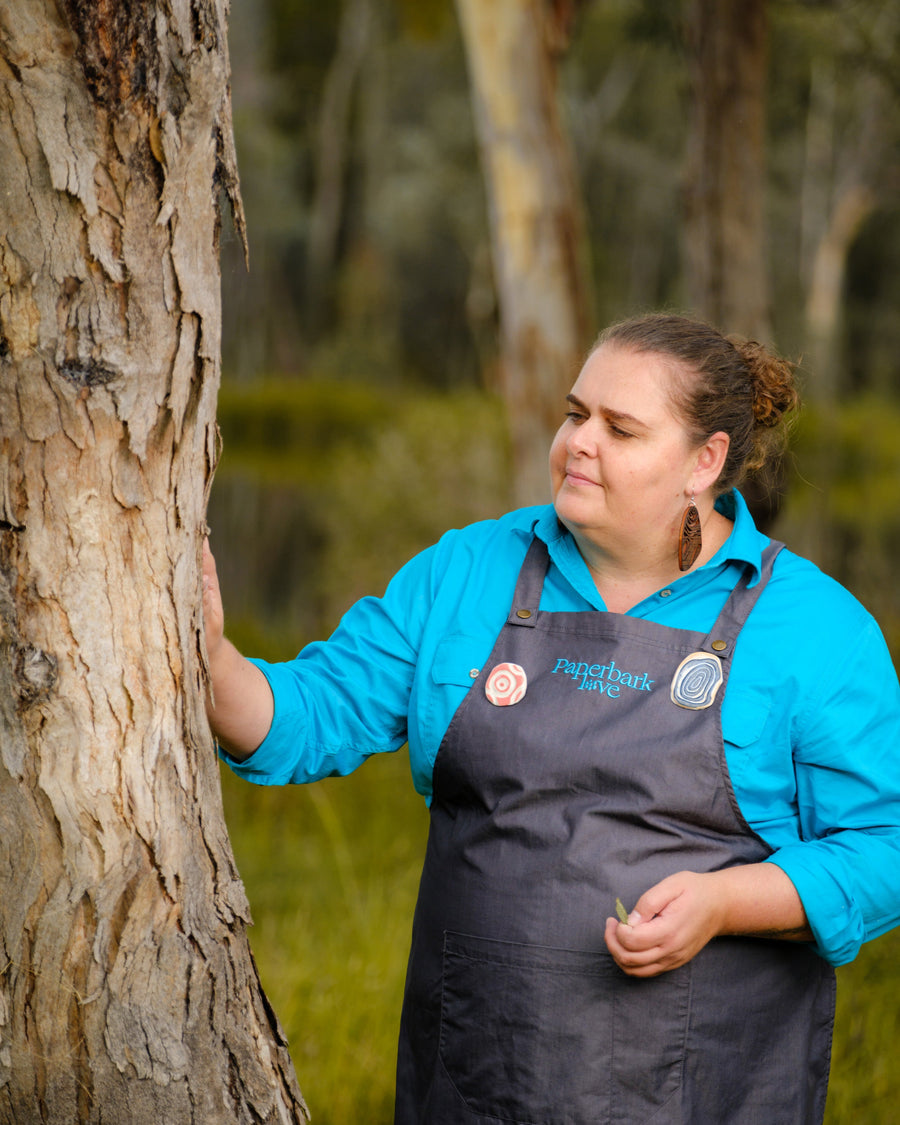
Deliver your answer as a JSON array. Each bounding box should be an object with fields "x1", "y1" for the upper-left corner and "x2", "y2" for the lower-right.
[
  {"x1": 722, "y1": 686, "x2": 771, "y2": 748},
  {"x1": 431, "y1": 634, "x2": 488, "y2": 689}
]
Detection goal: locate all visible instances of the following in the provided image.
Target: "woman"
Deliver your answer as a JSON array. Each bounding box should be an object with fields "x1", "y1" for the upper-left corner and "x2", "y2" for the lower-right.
[{"x1": 204, "y1": 314, "x2": 900, "y2": 1124}]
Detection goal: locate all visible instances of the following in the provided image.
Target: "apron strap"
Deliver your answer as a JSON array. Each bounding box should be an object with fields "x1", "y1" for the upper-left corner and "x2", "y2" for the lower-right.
[
  {"x1": 698, "y1": 540, "x2": 784, "y2": 661},
  {"x1": 506, "y1": 533, "x2": 785, "y2": 650},
  {"x1": 506, "y1": 534, "x2": 549, "y2": 627}
]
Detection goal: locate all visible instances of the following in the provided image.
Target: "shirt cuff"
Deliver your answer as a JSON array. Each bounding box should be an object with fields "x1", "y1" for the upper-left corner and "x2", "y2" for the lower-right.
[
  {"x1": 217, "y1": 658, "x2": 300, "y2": 785},
  {"x1": 765, "y1": 847, "x2": 865, "y2": 966}
]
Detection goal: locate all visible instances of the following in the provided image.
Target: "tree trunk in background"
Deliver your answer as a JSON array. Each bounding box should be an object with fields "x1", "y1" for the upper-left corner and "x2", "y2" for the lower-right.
[
  {"x1": 0, "y1": 3, "x2": 307, "y2": 1122},
  {"x1": 800, "y1": 46, "x2": 887, "y2": 403},
  {"x1": 682, "y1": 0, "x2": 786, "y2": 530},
  {"x1": 305, "y1": 0, "x2": 374, "y2": 336},
  {"x1": 683, "y1": 0, "x2": 771, "y2": 344},
  {"x1": 455, "y1": 0, "x2": 594, "y2": 506}
]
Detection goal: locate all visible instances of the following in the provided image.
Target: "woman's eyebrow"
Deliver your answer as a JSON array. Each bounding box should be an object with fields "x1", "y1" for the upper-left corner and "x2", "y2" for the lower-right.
[{"x1": 565, "y1": 393, "x2": 648, "y2": 429}]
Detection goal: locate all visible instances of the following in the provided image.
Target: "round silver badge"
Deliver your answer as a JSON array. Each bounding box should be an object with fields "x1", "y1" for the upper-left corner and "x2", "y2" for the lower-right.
[{"x1": 670, "y1": 651, "x2": 724, "y2": 710}]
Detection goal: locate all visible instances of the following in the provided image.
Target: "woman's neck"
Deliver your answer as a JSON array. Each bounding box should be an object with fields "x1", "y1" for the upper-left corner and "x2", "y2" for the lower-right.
[{"x1": 576, "y1": 508, "x2": 734, "y2": 614}]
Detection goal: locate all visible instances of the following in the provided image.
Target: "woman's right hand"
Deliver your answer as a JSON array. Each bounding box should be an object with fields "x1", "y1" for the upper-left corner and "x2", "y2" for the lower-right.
[
  {"x1": 202, "y1": 537, "x2": 225, "y2": 664},
  {"x1": 200, "y1": 535, "x2": 275, "y2": 760}
]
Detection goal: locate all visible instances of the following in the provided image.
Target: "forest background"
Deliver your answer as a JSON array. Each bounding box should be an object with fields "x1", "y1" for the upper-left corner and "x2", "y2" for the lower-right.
[{"x1": 211, "y1": 1, "x2": 900, "y2": 1122}]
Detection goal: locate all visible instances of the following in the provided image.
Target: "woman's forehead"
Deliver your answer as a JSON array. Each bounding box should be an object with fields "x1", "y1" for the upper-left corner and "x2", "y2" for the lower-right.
[{"x1": 572, "y1": 344, "x2": 683, "y2": 418}]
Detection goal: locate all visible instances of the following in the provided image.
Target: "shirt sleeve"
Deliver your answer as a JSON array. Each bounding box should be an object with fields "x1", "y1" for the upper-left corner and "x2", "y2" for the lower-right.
[
  {"x1": 764, "y1": 616, "x2": 900, "y2": 965},
  {"x1": 221, "y1": 541, "x2": 440, "y2": 786}
]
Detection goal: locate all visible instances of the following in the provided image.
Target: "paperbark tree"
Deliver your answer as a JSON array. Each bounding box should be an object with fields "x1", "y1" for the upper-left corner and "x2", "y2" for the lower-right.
[
  {"x1": 0, "y1": 2, "x2": 307, "y2": 1122},
  {"x1": 799, "y1": 9, "x2": 897, "y2": 402},
  {"x1": 455, "y1": 0, "x2": 594, "y2": 506},
  {"x1": 683, "y1": 0, "x2": 771, "y2": 344}
]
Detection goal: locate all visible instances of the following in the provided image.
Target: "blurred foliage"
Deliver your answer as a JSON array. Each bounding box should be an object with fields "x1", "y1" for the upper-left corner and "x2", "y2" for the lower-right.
[
  {"x1": 224, "y1": 0, "x2": 900, "y2": 393},
  {"x1": 211, "y1": 381, "x2": 511, "y2": 645},
  {"x1": 779, "y1": 396, "x2": 900, "y2": 656}
]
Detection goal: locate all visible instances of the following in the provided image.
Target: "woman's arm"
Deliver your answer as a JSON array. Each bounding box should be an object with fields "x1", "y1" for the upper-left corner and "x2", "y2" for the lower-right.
[
  {"x1": 604, "y1": 862, "x2": 812, "y2": 978},
  {"x1": 202, "y1": 539, "x2": 274, "y2": 761}
]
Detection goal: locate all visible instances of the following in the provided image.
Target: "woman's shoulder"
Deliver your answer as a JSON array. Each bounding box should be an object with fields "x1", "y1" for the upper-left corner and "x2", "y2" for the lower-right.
[
  {"x1": 430, "y1": 504, "x2": 551, "y2": 559},
  {"x1": 767, "y1": 541, "x2": 882, "y2": 635}
]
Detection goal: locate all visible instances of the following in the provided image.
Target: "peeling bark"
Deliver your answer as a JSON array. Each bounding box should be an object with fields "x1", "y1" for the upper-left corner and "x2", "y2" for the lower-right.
[{"x1": 0, "y1": 2, "x2": 306, "y2": 1122}]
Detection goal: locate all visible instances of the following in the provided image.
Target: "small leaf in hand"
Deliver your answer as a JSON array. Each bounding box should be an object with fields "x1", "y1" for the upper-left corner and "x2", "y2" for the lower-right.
[{"x1": 615, "y1": 897, "x2": 629, "y2": 924}]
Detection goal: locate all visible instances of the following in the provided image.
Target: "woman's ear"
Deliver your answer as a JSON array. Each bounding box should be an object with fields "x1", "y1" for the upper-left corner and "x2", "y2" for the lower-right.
[{"x1": 692, "y1": 431, "x2": 730, "y2": 495}]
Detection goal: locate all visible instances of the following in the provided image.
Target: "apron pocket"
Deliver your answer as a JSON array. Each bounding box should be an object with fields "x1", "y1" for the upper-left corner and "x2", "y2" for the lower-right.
[{"x1": 438, "y1": 930, "x2": 690, "y2": 1125}]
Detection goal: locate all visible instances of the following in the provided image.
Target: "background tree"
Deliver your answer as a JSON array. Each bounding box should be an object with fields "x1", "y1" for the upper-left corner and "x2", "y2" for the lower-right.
[
  {"x1": 794, "y1": 0, "x2": 900, "y2": 400},
  {"x1": 455, "y1": 0, "x2": 594, "y2": 504},
  {"x1": 0, "y1": 2, "x2": 307, "y2": 1121},
  {"x1": 682, "y1": 0, "x2": 771, "y2": 343}
]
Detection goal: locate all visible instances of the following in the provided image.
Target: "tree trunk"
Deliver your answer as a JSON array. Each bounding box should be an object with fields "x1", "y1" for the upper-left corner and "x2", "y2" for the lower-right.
[
  {"x1": 0, "y1": 3, "x2": 307, "y2": 1122},
  {"x1": 305, "y1": 0, "x2": 374, "y2": 337},
  {"x1": 799, "y1": 39, "x2": 890, "y2": 402},
  {"x1": 455, "y1": 0, "x2": 594, "y2": 506},
  {"x1": 683, "y1": 0, "x2": 771, "y2": 343}
]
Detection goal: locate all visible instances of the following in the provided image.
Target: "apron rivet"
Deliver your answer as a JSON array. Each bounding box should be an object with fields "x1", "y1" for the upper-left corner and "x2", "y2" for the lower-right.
[
  {"x1": 516, "y1": 609, "x2": 532, "y2": 619},
  {"x1": 712, "y1": 639, "x2": 727, "y2": 651}
]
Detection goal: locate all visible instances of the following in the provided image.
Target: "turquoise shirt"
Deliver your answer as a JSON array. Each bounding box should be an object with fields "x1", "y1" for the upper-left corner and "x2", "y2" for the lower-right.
[{"x1": 224, "y1": 491, "x2": 900, "y2": 966}]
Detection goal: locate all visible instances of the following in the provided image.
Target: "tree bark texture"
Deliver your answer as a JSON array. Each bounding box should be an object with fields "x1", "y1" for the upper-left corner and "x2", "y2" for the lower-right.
[
  {"x1": 455, "y1": 0, "x2": 593, "y2": 506},
  {"x1": 0, "y1": 3, "x2": 307, "y2": 1122},
  {"x1": 683, "y1": 0, "x2": 771, "y2": 343}
]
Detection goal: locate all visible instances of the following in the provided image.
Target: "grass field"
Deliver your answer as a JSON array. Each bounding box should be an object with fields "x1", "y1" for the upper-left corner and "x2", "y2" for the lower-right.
[{"x1": 221, "y1": 751, "x2": 900, "y2": 1125}]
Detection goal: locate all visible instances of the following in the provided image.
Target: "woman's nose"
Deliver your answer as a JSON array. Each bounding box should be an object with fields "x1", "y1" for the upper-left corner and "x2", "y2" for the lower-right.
[{"x1": 567, "y1": 421, "x2": 598, "y2": 457}]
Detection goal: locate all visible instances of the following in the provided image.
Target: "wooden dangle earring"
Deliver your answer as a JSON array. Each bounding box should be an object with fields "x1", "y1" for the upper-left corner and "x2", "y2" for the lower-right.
[{"x1": 678, "y1": 492, "x2": 702, "y2": 571}]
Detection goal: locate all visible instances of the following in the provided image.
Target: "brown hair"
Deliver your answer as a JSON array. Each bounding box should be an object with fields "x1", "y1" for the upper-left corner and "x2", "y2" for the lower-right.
[{"x1": 594, "y1": 313, "x2": 800, "y2": 494}]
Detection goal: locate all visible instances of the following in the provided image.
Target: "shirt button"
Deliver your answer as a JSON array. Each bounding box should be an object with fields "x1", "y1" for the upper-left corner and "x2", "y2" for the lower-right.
[
  {"x1": 660, "y1": 589, "x2": 672, "y2": 598},
  {"x1": 469, "y1": 668, "x2": 480, "y2": 679}
]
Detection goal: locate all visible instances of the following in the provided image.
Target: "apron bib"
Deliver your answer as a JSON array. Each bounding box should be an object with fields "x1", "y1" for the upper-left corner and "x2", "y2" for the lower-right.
[{"x1": 395, "y1": 537, "x2": 834, "y2": 1125}]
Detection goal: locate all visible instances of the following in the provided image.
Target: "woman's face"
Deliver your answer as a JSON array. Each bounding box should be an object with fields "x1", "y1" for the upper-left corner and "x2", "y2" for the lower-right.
[{"x1": 549, "y1": 344, "x2": 704, "y2": 560}]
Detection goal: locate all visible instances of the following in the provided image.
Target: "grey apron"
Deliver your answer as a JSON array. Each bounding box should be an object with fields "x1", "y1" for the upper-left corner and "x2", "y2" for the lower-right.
[{"x1": 395, "y1": 536, "x2": 835, "y2": 1125}]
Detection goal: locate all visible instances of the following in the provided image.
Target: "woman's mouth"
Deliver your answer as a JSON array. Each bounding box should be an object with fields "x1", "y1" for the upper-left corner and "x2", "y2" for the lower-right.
[{"x1": 564, "y1": 467, "x2": 598, "y2": 487}]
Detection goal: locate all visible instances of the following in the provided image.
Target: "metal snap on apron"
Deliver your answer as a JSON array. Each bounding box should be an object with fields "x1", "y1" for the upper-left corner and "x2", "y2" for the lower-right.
[{"x1": 395, "y1": 536, "x2": 835, "y2": 1125}]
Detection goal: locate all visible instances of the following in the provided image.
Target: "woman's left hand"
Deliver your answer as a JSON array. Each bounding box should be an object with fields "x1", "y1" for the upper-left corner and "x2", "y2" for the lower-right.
[
  {"x1": 604, "y1": 863, "x2": 812, "y2": 977},
  {"x1": 604, "y1": 871, "x2": 725, "y2": 977}
]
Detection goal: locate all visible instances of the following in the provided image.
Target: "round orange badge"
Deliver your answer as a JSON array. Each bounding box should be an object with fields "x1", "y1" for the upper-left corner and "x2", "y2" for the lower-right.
[{"x1": 485, "y1": 662, "x2": 528, "y2": 706}]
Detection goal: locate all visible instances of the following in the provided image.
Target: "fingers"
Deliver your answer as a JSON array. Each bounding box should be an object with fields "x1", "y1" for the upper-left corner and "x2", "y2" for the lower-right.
[
  {"x1": 202, "y1": 537, "x2": 221, "y2": 605},
  {"x1": 604, "y1": 914, "x2": 670, "y2": 977},
  {"x1": 201, "y1": 536, "x2": 225, "y2": 657},
  {"x1": 202, "y1": 536, "x2": 216, "y2": 585},
  {"x1": 604, "y1": 872, "x2": 723, "y2": 977}
]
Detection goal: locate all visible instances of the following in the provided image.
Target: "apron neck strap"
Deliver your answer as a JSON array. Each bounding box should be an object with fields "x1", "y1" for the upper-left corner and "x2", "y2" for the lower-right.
[
  {"x1": 698, "y1": 541, "x2": 784, "y2": 660},
  {"x1": 506, "y1": 535, "x2": 550, "y2": 627}
]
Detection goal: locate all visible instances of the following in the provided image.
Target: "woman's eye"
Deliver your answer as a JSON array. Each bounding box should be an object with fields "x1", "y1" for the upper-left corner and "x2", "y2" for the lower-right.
[
  {"x1": 565, "y1": 410, "x2": 586, "y2": 423},
  {"x1": 609, "y1": 423, "x2": 635, "y2": 439}
]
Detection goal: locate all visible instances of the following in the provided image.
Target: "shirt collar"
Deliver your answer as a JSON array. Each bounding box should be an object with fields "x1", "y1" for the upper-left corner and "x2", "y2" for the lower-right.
[
  {"x1": 711, "y1": 489, "x2": 768, "y2": 586},
  {"x1": 530, "y1": 488, "x2": 768, "y2": 593}
]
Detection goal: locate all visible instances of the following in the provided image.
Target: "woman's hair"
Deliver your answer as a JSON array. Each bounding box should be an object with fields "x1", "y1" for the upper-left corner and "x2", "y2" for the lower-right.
[{"x1": 593, "y1": 313, "x2": 800, "y2": 494}]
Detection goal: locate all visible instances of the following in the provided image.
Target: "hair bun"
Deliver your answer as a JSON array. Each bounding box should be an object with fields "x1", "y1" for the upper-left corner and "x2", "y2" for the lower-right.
[{"x1": 729, "y1": 337, "x2": 800, "y2": 429}]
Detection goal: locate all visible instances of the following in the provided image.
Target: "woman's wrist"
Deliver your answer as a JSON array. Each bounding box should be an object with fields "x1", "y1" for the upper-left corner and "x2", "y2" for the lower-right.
[
  {"x1": 206, "y1": 641, "x2": 275, "y2": 761},
  {"x1": 710, "y1": 863, "x2": 812, "y2": 942}
]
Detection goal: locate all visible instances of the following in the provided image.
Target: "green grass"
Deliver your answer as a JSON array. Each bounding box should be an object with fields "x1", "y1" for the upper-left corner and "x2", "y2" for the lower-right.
[
  {"x1": 221, "y1": 751, "x2": 428, "y2": 1125},
  {"x1": 827, "y1": 929, "x2": 900, "y2": 1123}
]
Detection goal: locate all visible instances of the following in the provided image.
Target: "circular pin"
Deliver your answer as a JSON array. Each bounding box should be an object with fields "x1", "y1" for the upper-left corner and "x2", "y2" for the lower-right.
[
  {"x1": 516, "y1": 609, "x2": 532, "y2": 619},
  {"x1": 711, "y1": 640, "x2": 727, "y2": 652},
  {"x1": 485, "y1": 663, "x2": 528, "y2": 706},
  {"x1": 671, "y1": 651, "x2": 724, "y2": 710}
]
